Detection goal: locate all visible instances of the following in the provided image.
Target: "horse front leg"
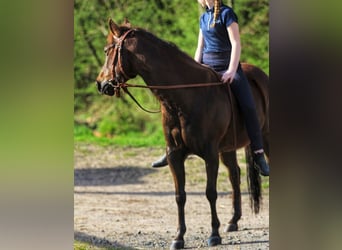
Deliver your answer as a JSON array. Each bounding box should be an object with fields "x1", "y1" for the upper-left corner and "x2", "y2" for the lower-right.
[
  {"x1": 168, "y1": 149, "x2": 187, "y2": 250},
  {"x1": 205, "y1": 154, "x2": 222, "y2": 246},
  {"x1": 220, "y1": 151, "x2": 242, "y2": 232}
]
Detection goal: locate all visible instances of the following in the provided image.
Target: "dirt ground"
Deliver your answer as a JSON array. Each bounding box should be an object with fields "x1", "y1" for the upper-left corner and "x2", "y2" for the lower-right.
[{"x1": 74, "y1": 142, "x2": 269, "y2": 249}]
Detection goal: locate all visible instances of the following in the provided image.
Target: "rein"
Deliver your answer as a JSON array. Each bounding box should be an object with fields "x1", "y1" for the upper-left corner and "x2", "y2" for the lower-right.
[
  {"x1": 118, "y1": 81, "x2": 225, "y2": 90},
  {"x1": 115, "y1": 81, "x2": 226, "y2": 114}
]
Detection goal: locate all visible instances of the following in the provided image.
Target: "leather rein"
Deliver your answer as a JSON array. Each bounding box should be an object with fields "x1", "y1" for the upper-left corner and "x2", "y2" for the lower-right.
[{"x1": 107, "y1": 29, "x2": 226, "y2": 113}]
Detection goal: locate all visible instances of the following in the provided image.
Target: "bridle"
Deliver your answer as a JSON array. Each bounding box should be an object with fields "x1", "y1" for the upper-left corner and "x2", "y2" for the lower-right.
[
  {"x1": 102, "y1": 28, "x2": 162, "y2": 113},
  {"x1": 103, "y1": 29, "x2": 136, "y2": 97}
]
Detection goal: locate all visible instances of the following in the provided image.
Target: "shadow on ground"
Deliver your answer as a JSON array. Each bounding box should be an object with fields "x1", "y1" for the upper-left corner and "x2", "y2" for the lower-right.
[{"x1": 74, "y1": 165, "x2": 155, "y2": 186}]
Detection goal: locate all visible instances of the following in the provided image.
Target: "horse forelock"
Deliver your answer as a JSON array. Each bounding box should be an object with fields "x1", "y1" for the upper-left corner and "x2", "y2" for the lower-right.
[{"x1": 106, "y1": 32, "x2": 114, "y2": 44}]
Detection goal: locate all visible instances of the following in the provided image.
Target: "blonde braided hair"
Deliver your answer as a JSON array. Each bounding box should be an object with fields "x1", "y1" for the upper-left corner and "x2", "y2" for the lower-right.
[{"x1": 210, "y1": 0, "x2": 221, "y2": 27}]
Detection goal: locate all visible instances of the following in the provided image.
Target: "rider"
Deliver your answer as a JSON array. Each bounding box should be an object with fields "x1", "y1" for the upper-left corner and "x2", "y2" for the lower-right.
[{"x1": 152, "y1": 0, "x2": 269, "y2": 176}]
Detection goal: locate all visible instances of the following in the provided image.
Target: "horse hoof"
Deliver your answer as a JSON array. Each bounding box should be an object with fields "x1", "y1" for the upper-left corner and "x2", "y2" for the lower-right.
[
  {"x1": 170, "y1": 240, "x2": 184, "y2": 250},
  {"x1": 207, "y1": 236, "x2": 222, "y2": 246},
  {"x1": 225, "y1": 223, "x2": 238, "y2": 232}
]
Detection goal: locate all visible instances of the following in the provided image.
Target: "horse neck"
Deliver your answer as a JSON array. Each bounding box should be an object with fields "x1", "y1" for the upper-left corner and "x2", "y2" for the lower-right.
[{"x1": 131, "y1": 33, "x2": 204, "y2": 85}]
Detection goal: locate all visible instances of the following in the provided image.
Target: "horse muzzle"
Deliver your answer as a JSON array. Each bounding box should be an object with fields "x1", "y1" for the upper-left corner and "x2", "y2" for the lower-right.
[{"x1": 96, "y1": 80, "x2": 115, "y2": 96}]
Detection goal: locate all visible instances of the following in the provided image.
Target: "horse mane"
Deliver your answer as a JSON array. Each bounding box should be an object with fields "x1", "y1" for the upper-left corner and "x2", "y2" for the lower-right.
[{"x1": 131, "y1": 27, "x2": 190, "y2": 57}]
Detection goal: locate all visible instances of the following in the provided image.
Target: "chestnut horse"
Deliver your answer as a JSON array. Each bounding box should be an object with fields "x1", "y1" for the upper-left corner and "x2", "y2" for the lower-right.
[{"x1": 96, "y1": 19, "x2": 269, "y2": 249}]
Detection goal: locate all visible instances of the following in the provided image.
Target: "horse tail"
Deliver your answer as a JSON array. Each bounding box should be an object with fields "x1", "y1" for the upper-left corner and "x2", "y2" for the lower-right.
[{"x1": 245, "y1": 145, "x2": 262, "y2": 214}]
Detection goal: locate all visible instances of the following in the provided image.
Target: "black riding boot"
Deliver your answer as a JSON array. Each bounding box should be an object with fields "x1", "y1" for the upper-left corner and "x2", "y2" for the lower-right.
[
  {"x1": 253, "y1": 152, "x2": 270, "y2": 176},
  {"x1": 151, "y1": 154, "x2": 168, "y2": 168}
]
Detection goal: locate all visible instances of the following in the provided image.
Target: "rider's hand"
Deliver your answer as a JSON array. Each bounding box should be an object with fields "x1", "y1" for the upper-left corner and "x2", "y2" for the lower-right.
[{"x1": 221, "y1": 70, "x2": 236, "y2": 84}]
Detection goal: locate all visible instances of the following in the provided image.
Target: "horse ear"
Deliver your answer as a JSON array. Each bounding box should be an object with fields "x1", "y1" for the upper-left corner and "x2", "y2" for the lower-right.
[
  {"x1": 123, "y1": 17, "x2": 131, "y2": 28},
  {"x1": 108, "y1": 18, "x2": 121, "y2": 37}
]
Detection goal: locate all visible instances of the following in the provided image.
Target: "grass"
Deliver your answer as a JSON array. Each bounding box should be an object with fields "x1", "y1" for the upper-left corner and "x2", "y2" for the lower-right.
[
  {"x1": 74, "y1": 241, "x2": 135, "y2": 250},
  {"x1": 74, "y1": 124, "x2": 165, "y2": 147},
  {"x1": 74, "y1": 241, "x2": 109, "y2": 250}
]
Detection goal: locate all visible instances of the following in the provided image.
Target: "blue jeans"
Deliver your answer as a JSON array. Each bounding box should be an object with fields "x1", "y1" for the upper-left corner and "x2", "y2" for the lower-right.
[{"x1": 202, "y1": 52, "x2": 263, "y2": 151}]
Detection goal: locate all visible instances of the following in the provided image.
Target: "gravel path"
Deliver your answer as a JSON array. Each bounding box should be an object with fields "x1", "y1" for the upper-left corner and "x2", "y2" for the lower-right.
[{"x1": 74, "y1": 143, "x2": 269, "y2": 249}]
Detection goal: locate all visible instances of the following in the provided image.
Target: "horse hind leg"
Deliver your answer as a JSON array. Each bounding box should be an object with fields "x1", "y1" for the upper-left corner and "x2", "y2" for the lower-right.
[{"x1": 220, "y1": 150, "x2": 241, "y2": 232}]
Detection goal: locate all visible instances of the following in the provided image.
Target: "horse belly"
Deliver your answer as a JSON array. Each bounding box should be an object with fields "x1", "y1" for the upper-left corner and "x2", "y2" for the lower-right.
[
  {"x1": 181, "y1": 108, "x2": 230, "y2": 154},
  {"x1": 219, "y1": 126, "x2": 250, "y2": 152}
]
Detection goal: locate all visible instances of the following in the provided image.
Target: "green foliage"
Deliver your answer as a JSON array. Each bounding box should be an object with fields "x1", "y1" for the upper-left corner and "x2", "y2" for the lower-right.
[
  {"x1": 74, "y1": 0, "x2": 269, "y2": 143},
  {"x1": 234, "y1": 0, "x2": 269, "y2": 73}
]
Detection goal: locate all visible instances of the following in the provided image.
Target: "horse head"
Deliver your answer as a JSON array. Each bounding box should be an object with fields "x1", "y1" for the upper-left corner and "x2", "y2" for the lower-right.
[{"x1": 96, "y1": 18, "x2": 137, "y2": 96}]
